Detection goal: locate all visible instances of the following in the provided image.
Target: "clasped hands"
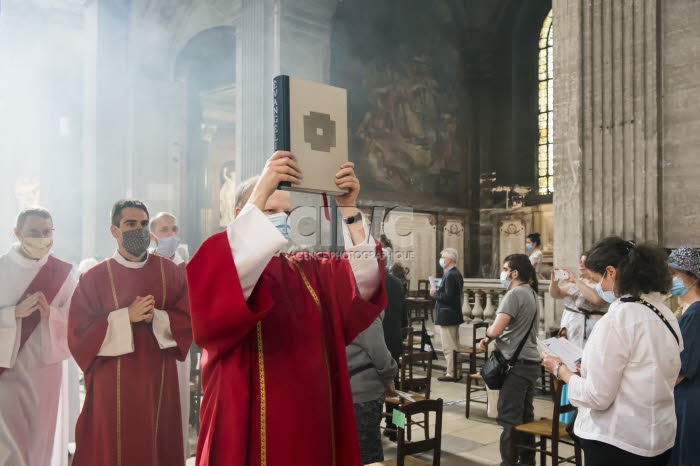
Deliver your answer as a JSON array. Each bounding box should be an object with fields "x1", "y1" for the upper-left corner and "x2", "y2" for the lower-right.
[
  {"x1": 15, "y1": 292, "x2": 50, "y2": 319},
  {"x1": 128, "y1": 295, "x2": 155, "y2": 324}
]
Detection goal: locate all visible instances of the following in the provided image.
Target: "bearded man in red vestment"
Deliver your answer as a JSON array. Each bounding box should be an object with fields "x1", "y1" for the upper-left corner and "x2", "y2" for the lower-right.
[
  {"x1": 68, "y1": 199, "x2": 192, "y2": 466},
  {"x1": 187, "y1": 151, "x2": 387, "y2": 466}
]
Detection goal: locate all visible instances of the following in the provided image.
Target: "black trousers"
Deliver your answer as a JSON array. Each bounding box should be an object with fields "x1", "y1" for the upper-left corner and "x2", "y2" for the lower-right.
[{"x1": 579, "y1": 438, "x2": 672, "y2": 466}]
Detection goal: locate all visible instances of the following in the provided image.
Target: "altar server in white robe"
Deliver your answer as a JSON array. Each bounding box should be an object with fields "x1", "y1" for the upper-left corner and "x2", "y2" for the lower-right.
[{"x1": 0, "y1": 207, "x2": 77, "y2": 466}]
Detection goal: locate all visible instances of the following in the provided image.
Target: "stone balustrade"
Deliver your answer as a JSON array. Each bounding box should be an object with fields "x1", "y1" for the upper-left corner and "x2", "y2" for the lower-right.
[{"x1": 462, "y1": 279, "x2": 560, "y2": 336}]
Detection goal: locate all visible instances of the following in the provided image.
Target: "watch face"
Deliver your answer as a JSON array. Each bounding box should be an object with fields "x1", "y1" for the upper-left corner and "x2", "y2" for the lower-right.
[{"x1": 345, "y1": 212, "x2": 361, "y2": 224}]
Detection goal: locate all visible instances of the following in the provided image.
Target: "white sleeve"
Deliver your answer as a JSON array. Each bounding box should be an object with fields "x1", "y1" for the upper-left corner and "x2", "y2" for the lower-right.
[
  {"x1": 151, "y1": 309, "x2": 177, "y2": 349},
  {"x1": 40, "y1": 272, "x2": 77, "y2": 365},
  {"x1": 97, "y1": 308, "x2": 134, "y2": 356},
  {"x1": 227, "y1": 203, "x2": 289, "y2": 301},
  {"x1": 0, "y1": 306, "x2": 21, "y2": 368},
  {"x1": 342, "y1": 218, "x2": 381, "y2": 300},
  {"x1": 567, "y1": 320, "x2": 630, "y2": 410}
]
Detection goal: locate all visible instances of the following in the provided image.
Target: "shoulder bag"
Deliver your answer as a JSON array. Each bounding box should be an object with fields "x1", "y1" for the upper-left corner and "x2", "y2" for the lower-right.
[{"x1": 480, "y1": 304, "x2": 538, "y2": 390}]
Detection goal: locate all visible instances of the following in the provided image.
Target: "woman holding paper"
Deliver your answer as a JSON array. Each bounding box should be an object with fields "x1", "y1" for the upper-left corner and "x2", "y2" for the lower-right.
[
  {"x1": 667, "y1": 247, "x2": 700, "y2": 466},
  {"x1": 542, "y1": 237, "x2": 681, "y2": 466}
]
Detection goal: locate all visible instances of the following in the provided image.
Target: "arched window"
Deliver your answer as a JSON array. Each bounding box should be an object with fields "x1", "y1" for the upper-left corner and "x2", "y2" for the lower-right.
[{"x1": 538, "y1": 10, "x2": 553, "y2": 195}]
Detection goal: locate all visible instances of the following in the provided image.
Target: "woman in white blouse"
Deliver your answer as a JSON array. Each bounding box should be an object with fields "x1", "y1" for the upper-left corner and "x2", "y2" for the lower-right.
[{"x1": 542, "y1": 237, "x2": 682, "y2": 466}]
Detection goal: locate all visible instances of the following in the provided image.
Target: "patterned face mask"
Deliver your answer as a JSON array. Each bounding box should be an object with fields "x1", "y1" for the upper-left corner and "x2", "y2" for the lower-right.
[{"x1": 121, "y1": 228, "x2": 151, "y2": 257}]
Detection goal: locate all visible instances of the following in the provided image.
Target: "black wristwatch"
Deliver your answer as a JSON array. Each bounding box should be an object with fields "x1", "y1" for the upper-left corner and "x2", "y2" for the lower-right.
[{"x1": 343, "y1": 211, "x2": 363, "y2": 224}]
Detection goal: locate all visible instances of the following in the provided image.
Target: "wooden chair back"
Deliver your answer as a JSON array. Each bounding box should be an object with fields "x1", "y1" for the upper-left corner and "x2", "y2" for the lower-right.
[
  {"x1": 396, "y1": 398, "x2": 443, "y2": 466},
  {"x1": 402, "y1": 326, "x2": 415, "y2": 356},
  {"x1": 417, "y1": 279, "x2": 430, "y2": 297},
  {"x1": 399, "y1": 351, "x2": 433, "y2": 398}
]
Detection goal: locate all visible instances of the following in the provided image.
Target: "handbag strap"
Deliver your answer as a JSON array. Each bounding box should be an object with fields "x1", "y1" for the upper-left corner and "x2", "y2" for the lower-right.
[
  {"x1": 508, "y1": 289, "x2": 539, "y2": 366},
  {"x1": 620, "y1": 297, "x2": 679, "y2": 345}
]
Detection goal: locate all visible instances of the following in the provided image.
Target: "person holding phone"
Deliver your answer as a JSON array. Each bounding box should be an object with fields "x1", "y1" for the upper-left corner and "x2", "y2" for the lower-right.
[{"x1": 549, "y1": 255, "x2": 608, "y2": 348}]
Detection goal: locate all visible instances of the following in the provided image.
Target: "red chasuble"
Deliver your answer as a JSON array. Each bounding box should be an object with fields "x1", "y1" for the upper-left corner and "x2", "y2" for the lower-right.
[
  {"x1": 68, "y1": 255, "x2": 192, "y2": 466},
  {"x1": 187, "y1": 232, "x2": 387, "y2": 466}
]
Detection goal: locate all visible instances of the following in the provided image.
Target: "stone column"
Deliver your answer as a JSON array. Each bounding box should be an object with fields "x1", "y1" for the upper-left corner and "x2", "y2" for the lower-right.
[
  {"x1": 553, "y1": 0, "x2": 661, "y2": 267},
  {"x1": 235, "y1": 0, "x2": 270, "y2": 182},
  {"x1": 278, "y1": 0, "x2": 335, "y2": 83}
]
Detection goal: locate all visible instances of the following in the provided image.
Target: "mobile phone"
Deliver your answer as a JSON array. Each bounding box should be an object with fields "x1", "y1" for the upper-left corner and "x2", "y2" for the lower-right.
[{"x1": 554, "y1": 269, "x2": 569, "y2": 280}]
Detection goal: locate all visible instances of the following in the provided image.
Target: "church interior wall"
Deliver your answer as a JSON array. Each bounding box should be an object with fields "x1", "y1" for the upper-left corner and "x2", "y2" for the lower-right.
[
  {"x1": 661, "y1": 0, "x2": 700, "y2": 248},
  {"x1": 554, "y1": 0, "x2": 700, "y2": 273},
  {"x1": 1, "y1": 0, "x2": 698, "y2": 271}
]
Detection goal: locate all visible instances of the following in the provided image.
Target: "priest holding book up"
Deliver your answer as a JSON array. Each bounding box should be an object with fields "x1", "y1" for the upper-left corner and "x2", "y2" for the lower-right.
[{"x1": 187, "y1": 150, "x2": 387, "y2": 466}]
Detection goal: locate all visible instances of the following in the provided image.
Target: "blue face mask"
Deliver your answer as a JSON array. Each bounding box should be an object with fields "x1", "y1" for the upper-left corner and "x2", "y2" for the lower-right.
[
  {"x1": 439, "y1": 258, "x2": 446, "y2": 269},
  {"x1": 526, "y1": 243, "x2": 534, "y2": 251},
  {"x1": 267, "y1": 212, "x2": 291, "y2": 240},
  {"x1": 670, "y1": 277, "x2": 690, "y2": 297},
  {"x1": 156, "y1": 235, "x2": 180, "y2": 259},
  {"x1": 595, "y1": 273, "x2": 617, "y2": 303},
  {"x1": 500, "y1": 271, "x2": 511, "y2": 289}
]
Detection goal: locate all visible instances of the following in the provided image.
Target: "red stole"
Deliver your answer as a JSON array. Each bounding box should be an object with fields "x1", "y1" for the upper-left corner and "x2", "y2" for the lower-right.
[{"x1": 0, "y1": 255, "x2": 73, "y2": 377}]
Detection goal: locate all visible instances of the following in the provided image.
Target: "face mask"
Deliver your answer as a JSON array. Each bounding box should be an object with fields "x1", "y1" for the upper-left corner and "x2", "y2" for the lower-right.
[
  {"x1": 267, "y1": 212, "x2": 291, "y2": 240},
  {"x1": 670, "y1": 277, "x2": 690, "y2": 297},
  {"x1": 20, "y1": 237, "x2": 53, "y2": 259},
  {"x1": 156, "y1": 236, "x2": 180, "y2": 259},
  {"x1": 121, "y1": 228, "x2": 151, "y2": 257},
  {"x1": 526, "y1": 243, "x2": 534, "y2": 251},
  {"x1": 500, "y1": 271, "x2": 511, "y2": 289},
  {"x1": 439, "y1": 258, "x2": 446, "y2": 269},
  {"x1": 595, "y1": 275, "x2": 617, "y2": 303}
]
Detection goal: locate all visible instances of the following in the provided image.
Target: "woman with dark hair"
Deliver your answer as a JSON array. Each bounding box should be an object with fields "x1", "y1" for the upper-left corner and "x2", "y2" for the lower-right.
[
  {"x1": 667, "y1": 247, "x2": 700, "y2": 466},
  {"x1": 479, "y1": 253, "x2": 540, "y2": 466},
  {"x1": 389, "y1": 262, "x2": 408, "y2": 295},
  {"x1": 542, "y1": 237, "x2": 682, "y2": 466},
  {"x1": 526, "y1": 233, "x2": 543, "y2": 278},
  {"x1": 380, "y1": 234, "x2": 394, "y2": 268}
]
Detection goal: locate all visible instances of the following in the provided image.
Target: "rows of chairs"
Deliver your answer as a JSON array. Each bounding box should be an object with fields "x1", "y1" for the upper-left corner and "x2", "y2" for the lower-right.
[{"x1": 378, "y1": 308, "x2": 443, "y2": 465}]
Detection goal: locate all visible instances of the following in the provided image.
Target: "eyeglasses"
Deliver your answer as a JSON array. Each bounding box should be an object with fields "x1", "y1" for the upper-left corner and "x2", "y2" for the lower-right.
[{"x1": 22, "y1": 228, "x2": 54, "y2": 238}]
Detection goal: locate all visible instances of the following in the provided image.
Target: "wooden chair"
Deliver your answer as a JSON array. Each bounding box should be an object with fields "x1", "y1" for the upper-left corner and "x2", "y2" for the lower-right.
[
  {"x1": 417, "y1": 279, "x2": 430, "y2": 297},
  {"x1": 385, "y1": 351, "x2": 433, "y2": 441},
  {"x1": 408, "y1": 317, "x2": 427, "y2": 358},
  {"x1": 401, "y1": 326, "x2": 416, "y2": 356},
  {"x1": 370, "y1": 398, "x2": 443, "y2": 466},
  {"x1": 510, "y1": 377, "x2": 582, "y2": 466},
  {"x1": 537, "y1": 329, "x2": 560, "y2": 395},
  {"x1": 454, "y1": 322, "x2": 489, "y2": 418}
]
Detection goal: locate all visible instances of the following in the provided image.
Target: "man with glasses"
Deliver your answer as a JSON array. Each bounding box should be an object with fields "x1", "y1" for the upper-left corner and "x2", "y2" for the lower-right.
[
  {"x1": 0, "y1": 206, "x2": 76, "y2": 466},
  {"x1": 68, "y1": 199, "x2": 192, "y2": 466}
]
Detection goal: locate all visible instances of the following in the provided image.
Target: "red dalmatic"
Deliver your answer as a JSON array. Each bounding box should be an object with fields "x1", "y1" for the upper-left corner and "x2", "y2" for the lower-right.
[
  {"x1": 187, "y1": 232, "x2": 387, "y2": 466},
  {"x1": 68, "y1": 255, "x2": 192, "y2": 466}
]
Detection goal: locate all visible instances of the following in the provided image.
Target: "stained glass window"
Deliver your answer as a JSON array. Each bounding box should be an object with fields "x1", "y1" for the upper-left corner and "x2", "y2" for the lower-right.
[{"x1": 538, "y1": 10, "x2": 553, "y2": 195}]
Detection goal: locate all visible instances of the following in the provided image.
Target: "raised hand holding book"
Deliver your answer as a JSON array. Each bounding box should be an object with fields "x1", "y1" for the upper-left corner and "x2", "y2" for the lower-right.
[{"x1": 273, "y1": 75, "x2": 348, "y2": 195}]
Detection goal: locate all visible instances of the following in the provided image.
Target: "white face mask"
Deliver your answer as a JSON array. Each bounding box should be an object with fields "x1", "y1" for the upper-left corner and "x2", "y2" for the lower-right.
[
  {"x1": 267, "y1": 212, "x2": 291, "y2": 240},
  {"x1": 500, "y1": 271, "x2": 511, "y2": 289},
  {"x1": 20, "y1": 237, "x2": 53, "y2": 259},
  {"x1": 156, "y1": 235, "x2": 181, "y2": 258}
]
